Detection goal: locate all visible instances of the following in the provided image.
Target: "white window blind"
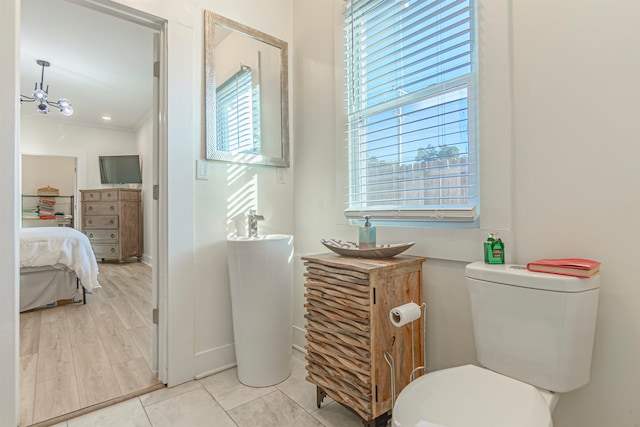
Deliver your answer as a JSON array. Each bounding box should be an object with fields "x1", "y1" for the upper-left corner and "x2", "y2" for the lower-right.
[
  {"x1": 344, "y1": 0, "x2": 478, "y2": 223},
  {"x1": 216, "y1": 65, "x2": 261, "y2": 154}
]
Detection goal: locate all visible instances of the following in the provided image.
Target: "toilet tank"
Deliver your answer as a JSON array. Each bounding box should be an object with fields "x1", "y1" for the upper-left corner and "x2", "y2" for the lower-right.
[{"x1": 465, "y1": 262, "x2": 599, "y2": 393}]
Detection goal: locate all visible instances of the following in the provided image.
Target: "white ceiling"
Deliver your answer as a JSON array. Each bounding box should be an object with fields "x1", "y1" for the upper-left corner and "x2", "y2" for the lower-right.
[{"x1": 20, "y1": 0, "x2": 156, "y2": 131}]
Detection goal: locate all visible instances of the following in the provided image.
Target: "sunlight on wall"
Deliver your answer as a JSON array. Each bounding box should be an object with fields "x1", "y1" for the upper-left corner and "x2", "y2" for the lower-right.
[{"x1": 226, "y1": 162, "x2": 257, "y2": 237}]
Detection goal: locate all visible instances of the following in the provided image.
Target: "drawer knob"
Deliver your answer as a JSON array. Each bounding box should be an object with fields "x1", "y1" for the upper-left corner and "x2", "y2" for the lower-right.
[
  {"x1": 111, "y1": 248, "x2": 115, "y2": 252},
  {"x1": 88, "y1": 220, "x2": 93, "y2": 224},
  {"x1": 107, "y1": 192, "x2": 112, "y2": 197},
  {"x1": 89, "y1": 233, "x2": 94, "y2": 238},
  {"x1": 88, "y1": 206, "x2": 93, "y2": 211},
  {"x1": 110, "y1": 205, "x2": 115, "y2": 210},
  {"x1": 111, "y1": 233, "x2": 116, "y2": 238},
  {"x1": 109, "y1": 219, "x2": 114, "y2": 224}
]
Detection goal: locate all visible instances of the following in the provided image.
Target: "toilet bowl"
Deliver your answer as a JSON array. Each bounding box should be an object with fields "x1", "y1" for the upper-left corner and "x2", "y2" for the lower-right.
[{"x1": 392, "y1": 365, "x2": 554, "y2": 427}]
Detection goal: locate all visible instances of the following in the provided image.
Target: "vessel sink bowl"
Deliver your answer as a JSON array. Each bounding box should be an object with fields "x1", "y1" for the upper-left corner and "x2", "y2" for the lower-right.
[{"x1": 227, "y1": 234, "x2": 294, "y2": 387}]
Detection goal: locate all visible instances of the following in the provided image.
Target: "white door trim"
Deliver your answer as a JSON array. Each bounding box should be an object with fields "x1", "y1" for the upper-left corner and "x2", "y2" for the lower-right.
[{"x1": 0, "y1": 0, "x2": 20, "y2": 424}]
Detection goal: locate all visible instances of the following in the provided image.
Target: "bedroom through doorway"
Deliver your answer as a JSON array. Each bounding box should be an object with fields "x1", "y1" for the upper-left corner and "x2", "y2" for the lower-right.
[{"x1": 18, "y1": 0, "x2": 166, "y2": 424}]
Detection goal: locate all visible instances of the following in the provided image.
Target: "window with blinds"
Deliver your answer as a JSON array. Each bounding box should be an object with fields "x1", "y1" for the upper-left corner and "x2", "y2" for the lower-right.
[
  {"x1": 216, "y1": 65, "x2": 261, "y2": 154},
  {"x1": 344, "y1": 0, "x2": 478, "y2": 223}
]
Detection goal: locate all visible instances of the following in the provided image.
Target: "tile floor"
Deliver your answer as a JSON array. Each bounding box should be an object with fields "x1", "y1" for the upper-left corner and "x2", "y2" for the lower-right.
[{"x1": 50, "y1": 350, "x2": 369, "y2": 427}]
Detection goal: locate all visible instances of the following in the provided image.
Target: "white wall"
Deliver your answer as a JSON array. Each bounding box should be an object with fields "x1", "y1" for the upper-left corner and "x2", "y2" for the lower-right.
[
  {"x1": 21, "y1": 154, "x2": 75, "y2": 196},
  {"x1": 511, "y1": 1, "x2": 640, "y2": 425},
  {"x1": 292, "y1": 1, "x2": 640, "y2": 426}
]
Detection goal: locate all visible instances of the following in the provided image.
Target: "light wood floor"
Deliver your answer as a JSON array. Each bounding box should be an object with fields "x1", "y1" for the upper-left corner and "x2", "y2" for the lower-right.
[{"x1": 20, "y1": 262, "x2": 161, "y2": 426}]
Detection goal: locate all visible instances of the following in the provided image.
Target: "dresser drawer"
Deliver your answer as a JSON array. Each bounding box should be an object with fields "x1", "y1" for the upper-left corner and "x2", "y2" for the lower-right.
[
  {"x1": 82, "y1": 191, "x2": 102, "y2": 201},
  {"x1": 85, "y1": 229, "x2": 118, "y2": 243},
  {"x1": 82, "y1": 190, "x2": 119, "y2": 201},
  {"x1": 91, "y1": 244, "x2": 119, "y2": 258},
  {"x1": 101, "y1": 191, "x2": 118, "y2": 201},
  {"x1": 83, "y1": 215, "x2": 118, "y2": 229},
  {"x1": 84, "y1": 202, "x2": 117, "y2": 215}
]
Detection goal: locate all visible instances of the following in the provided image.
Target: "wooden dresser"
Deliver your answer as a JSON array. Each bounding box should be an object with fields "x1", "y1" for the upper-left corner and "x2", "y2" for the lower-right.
[
  {"x1": 302, "y1": 253, "x2": 425, "y2": 426},
  {"x1": 80, "y1": 189, "x2": 142, "y2": 263}
]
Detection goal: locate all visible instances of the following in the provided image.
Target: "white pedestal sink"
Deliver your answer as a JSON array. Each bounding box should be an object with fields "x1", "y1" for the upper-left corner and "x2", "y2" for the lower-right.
[{"x1": 227, "y1": 234, "x2": 293, "y2": 387}]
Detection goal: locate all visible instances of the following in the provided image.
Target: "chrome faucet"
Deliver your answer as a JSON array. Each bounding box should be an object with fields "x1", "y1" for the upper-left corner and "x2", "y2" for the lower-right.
[{"x1": 247, "y1": 209, "x2": 264, "y2": 237}]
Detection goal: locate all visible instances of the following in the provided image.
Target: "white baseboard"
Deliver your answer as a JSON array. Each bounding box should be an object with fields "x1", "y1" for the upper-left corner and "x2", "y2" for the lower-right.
[
  {"x1": 141, "y1": 253, "x2": 152, "y2": 266},
  {"x1": 193, "y1": 343, "x2": 236, "y2": 379},
  {"x1": 195, "y1": 326, "x2": 307, "y2": 380},
  {"x1": 292, "y1": 324, "x2": 306, "y2": 351}
]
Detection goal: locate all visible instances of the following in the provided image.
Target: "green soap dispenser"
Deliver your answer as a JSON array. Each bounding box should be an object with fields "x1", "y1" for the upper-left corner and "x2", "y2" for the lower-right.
[
  {"x1": 484, "y1": 232, "x2": 505, "y2": 264},
  {"x1": 359, "y1": 215, "x2": 376, "y2": 249}
]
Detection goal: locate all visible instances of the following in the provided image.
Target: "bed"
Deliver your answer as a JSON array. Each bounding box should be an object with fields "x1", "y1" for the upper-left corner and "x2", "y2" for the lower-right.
[{"x1": 20, "y1": 227, "x2": 100, "y2": 312}]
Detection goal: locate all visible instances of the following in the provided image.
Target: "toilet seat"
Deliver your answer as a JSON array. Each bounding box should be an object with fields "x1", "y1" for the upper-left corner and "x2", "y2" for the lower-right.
[{"x1": 392, "y1": 364, "x2": 552, "y2": 427}]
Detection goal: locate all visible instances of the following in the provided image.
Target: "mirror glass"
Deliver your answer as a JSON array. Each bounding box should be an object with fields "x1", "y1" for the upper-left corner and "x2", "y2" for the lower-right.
[{"x1": 204, "y1": 11, "x2": 289, "y2": 167}]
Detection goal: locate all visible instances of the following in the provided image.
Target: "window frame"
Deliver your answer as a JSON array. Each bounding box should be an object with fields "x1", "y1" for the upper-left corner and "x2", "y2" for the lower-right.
[{"x1": 344, "y1": 0, "x2": 479, "y2": 226}]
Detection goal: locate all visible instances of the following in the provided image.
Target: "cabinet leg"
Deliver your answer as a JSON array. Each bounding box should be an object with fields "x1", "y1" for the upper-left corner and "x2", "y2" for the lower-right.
[
  {"x1": 316, "y1": 386, "x2": 327, "y2": 409},
  {"x1": 362, "y1": 412, "x2": 390, "y2": 427}
]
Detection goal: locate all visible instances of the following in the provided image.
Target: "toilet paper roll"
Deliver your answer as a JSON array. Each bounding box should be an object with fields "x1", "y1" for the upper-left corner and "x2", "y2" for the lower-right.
[{"x1": 389, "y1": 302, "x2": 421, "y2": 327}]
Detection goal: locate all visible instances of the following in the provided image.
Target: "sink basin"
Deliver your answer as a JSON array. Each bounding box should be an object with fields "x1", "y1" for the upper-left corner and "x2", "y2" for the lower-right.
[{"x1": 227, "y1": 234, "x2": 294, "y2": 387}]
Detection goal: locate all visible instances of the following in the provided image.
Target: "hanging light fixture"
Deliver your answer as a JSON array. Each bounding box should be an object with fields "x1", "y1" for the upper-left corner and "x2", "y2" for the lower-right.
[{"x1": 20, "y1": 59, "x2": 73, "y2": 116}]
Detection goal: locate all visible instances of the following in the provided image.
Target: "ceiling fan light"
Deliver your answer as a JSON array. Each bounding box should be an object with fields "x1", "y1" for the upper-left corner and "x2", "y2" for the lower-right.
[
  {"x1": 33, "y1": 89, "x2": 47, "y2": 101},
  {"x1": 57, "y1": 98, "x2": 71, "y2": 108},
  {"x1": 36, "y1": 103, "x2": 49, "y2": 114},
  {"x1": 20, "y1": 60, "x2": 72, "y2": 117}
]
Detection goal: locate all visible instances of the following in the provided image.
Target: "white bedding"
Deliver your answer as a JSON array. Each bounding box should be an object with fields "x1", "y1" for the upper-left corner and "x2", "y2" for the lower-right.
[{"x1": 20, "y1": 227, "x2": 100, "y2": 291}]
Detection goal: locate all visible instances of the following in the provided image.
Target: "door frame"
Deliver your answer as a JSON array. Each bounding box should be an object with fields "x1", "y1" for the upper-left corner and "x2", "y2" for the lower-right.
[{"x1": 0, "y1": 2, "x2": 21, "y2": 425}]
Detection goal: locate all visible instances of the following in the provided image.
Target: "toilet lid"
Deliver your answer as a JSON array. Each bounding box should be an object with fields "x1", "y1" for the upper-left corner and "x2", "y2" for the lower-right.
[{"x1": 392, "y1": 365, "x2": 551, "y2": 427}]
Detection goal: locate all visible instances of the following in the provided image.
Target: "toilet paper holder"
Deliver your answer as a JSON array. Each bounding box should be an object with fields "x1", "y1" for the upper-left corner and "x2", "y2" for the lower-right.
[{"x1": 384, "y1": 302, "x2": 427, "y2": 409}]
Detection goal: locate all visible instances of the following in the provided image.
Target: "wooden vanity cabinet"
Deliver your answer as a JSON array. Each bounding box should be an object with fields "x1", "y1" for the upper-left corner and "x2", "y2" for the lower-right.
[
  {"x1": 80, "y1": 189, "x2": 142, "y2": 263},
  {"x1": 302, "y1": 253, "x2": 425, "y2": 426}
]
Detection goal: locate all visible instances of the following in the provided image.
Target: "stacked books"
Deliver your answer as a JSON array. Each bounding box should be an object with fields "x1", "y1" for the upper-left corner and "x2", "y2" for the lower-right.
[{"x1": 526, "y1": 258, "x2": 600, "y2": 278}]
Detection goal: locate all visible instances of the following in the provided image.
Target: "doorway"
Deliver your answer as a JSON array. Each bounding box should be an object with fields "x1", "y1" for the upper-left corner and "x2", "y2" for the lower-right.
[{"x1": 18, "y1": 0, "x2": 167, "y2": 424}]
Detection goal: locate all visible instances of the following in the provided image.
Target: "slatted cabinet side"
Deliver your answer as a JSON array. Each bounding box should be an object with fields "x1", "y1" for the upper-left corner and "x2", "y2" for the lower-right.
[{"x1": 302, "y1": 253, "x2": 425, "y2": 423}]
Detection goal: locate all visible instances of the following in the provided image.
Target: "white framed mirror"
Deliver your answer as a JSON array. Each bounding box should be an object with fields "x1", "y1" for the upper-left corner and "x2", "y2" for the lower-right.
[{"x1": 204, "y1": 11, "x2": 289, "y2": 167}]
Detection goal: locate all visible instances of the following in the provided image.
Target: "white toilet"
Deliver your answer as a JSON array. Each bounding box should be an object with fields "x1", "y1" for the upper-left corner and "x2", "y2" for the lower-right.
[{"x1": 392, "y1": 262, "x2": 600, "y2": 427}]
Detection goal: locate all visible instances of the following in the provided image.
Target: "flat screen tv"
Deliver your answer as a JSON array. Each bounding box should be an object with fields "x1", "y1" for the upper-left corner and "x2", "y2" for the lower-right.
[{"x1": 99, "y1": 155, "x2": 142, "y2": 184}]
